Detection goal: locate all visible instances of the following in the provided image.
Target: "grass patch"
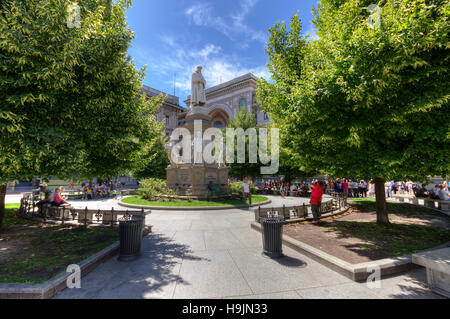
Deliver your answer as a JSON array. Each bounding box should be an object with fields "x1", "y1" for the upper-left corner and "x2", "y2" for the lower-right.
[
  {"x1": 0, "y1": 226, "x2": 119, "y2": 284},
  {"x1": 327, "y1": 221, "x2": 450, "y2": 257},
  {"x1": 122, "y1": 195, "x2": 269, "y2": 207},
  {"x1": 0, "y1": 205, "x2": 119, "y2": 284},
  {"x1": 3, "y1": 204, "x2": 35, "y2": 227},
  {"x1": 6, "y1": 204, "x2": 20, "y2": 209}
]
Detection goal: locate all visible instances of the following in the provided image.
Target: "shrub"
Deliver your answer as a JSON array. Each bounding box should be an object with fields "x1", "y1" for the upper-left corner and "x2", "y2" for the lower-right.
[
  {"x1": 230, "y1": 181, "x2": 256, "y2": 196},
  {"x1": 138, "y1": 178, "x2": 177, "y2": 200}
]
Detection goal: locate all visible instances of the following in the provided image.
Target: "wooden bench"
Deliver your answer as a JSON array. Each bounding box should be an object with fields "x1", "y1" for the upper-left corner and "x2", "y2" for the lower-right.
[{"x1": 412, "y1": 247, "x2": 450, "y2": 298}]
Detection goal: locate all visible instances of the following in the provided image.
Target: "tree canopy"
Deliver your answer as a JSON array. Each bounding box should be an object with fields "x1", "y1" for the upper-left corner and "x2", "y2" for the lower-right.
[
  {"x1": 225, "y1": 105, "x2": 262, "y2": 179},
  {"x1": 257, "y1": 0, "x2": 450, "y2": 223},
  {"x1": 0, "y1": 0, "x2": 163, "y2": 228},
  {"x1": 131, "y1": 134, "x2": 170, "y2": 180}
]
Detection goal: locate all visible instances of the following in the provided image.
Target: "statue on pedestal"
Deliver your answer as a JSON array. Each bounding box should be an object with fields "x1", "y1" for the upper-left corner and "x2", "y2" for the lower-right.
[
  {"x1": 166, "y1": 65, "x2": 230, "y2": 198},
  {"x1": 191, "y1": 66, "x2": 206, "y2": 108}
]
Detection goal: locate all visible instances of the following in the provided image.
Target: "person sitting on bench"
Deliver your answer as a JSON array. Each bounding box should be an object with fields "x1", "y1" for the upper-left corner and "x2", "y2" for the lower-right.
[
  {"x1": 415, "y1": 184, "x2": 429, "y2": 198},
  {"x1": 36, "y1": 186, "x2": 52, "y2": 213},
  {"x1": 52, "y1": 187, "x2": 71, "y2": 207},
  {"x1": 438, "y1": 185, "x2": 450, "y2": 201}
]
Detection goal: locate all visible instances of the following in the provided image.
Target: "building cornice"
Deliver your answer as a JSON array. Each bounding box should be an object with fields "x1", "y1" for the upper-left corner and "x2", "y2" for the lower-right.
[{"x1": 185, "y1": 73, "x2": 259, "y2": 105}]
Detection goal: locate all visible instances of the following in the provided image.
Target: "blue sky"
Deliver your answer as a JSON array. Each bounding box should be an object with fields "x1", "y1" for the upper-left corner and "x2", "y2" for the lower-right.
[{"x1": 126, "y1": 0, "x2": 319, "y2": 107}]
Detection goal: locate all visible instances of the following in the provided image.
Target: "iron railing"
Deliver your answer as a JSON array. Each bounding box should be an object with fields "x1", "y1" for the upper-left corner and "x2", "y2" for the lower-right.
[
  {"x1": 18, "y1": 193, "x2": 149, "y2": 227},
  {"x1": 253, "y1": 194, "x2": 348, "y2": 223}
]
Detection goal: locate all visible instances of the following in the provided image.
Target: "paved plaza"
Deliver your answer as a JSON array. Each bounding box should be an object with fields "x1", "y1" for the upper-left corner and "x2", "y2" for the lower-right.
[{"x1": 46, "y1": 195, "x2": 442, "y2": 299}]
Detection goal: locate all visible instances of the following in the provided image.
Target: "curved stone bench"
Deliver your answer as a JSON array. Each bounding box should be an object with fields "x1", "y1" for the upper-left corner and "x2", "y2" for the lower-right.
[{"x1": 391, "y1": 195, "x2": 450, "y2": 213}]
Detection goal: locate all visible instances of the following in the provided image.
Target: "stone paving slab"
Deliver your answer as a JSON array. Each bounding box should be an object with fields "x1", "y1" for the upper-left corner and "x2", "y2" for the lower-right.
[
  {"x1": 171, "y1": 230, "x2": 207, "y2": 252},
  {"x1": 51, "y1": 198, "x2": 442, "y2": 299},
  {"x1": 366, "y1": 269, "x2": 445, "y2": 299},
  {"x1": 172, "y1": 250, "x2": 254, "y2": 299},
  {"x1": 204, "y1": 229, "x2": 246, "y2": 250},
  {"x1": 222, "y1": 290, "x2": 303, "y2": 299},
  {"x1": 296, "y1": 282, "x2": 380, "y2": 299}
]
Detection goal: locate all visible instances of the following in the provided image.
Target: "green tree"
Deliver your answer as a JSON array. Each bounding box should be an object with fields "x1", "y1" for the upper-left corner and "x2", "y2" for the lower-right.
[
  {"x1": 0, "y1": 0, "x2": 162, "y2": 229},
  {"x1": 278, "y1": 146, "x2": 319, "y2": 184},
  {"x1": 258, "y1": 0, "x2": 450, "y2": 224},
  {"x1": 131, "y1": 134, "x2": 170, "y2": 180},
  {"x1": 225, "y1": 105, "x2": 263, "y2": 179}
]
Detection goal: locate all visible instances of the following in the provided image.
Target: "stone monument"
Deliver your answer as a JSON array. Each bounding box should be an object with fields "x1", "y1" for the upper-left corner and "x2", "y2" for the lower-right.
[{"x1": 166, "y1": 66, "x2": 229, "y2": 199}]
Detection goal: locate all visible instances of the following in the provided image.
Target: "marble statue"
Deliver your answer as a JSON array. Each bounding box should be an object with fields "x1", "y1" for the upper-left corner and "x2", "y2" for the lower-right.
[{"x1": 191, "y1": 66, "x2": 206, "y2": 107}]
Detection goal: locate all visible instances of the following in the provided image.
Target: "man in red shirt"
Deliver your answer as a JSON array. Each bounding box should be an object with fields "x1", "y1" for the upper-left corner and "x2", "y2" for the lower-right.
[
  {"x1": 310, "y1": 181, "x2": 324, "y2": 224},
  {"x1": 342, "y1": 179, "x2": 349, "y2": 197}
]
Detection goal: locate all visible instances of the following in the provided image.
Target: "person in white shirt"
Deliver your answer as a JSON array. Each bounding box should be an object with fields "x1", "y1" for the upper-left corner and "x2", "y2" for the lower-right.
[
  {"x1": 438, "y1": 185, "x2": 450, "y2": 201},
  {"x1": 433, "y1": 185, "x2": 441, "y2": 199},
  {"x1": 242, "y1": 177, "x2": 252, "y2": 205},
  {"x1": 360, "y1": 180, "x2": 367, "y2": 197}
]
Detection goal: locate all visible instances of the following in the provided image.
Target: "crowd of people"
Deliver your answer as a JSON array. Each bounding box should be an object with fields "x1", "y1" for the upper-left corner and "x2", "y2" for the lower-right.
[
  {"x1": 257, "y1": 180, "x2": 312, "y2": 198},
  {"x1": 35, "y1": 179, "x2": 125, "y2": 213},
  {"x1": 81, "y1": 180, "x2": 116, "y2": 200},
  {"x1": 415, "y1": 183, "x2": 450, "y2": 201},
  {"x1": 231, "y1": 177, "x2": 449, "y2": 202},
  {"x1": 232, "y1": 177, "x2": 375, "y2": 199},
  {"x1": 326, "y1": 178, "x2": 371, "y2": 197}
]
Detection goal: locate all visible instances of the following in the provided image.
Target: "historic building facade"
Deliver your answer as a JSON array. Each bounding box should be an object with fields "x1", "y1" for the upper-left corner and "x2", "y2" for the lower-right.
[
  {"x1": 180, "y1": 73, "x2": 269, "y2": 128},
  {"x1": 141, "y1": 73, "x2": 269, "y2": 138},
  {"x1": 141, "y1": 85, "x2": 185, "y2": 137}
]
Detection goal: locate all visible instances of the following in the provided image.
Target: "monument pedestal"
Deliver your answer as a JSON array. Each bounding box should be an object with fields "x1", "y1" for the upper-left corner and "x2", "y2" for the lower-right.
[{"x1": 166, "y1": 106, "x2": 230, "y2": 199}]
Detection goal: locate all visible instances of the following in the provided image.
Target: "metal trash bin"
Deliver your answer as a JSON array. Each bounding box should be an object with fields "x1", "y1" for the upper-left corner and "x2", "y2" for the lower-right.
[
  {"x1": 118, "y1": 216, "x2": 144, "y2": 262},
  {"x1": 261, "y1": 216, "x2": 284, "y2": 258}
]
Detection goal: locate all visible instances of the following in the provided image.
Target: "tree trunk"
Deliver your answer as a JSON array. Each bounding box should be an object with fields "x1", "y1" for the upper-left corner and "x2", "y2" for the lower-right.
[
  {"x1": 374, "y1": 177, "x2": 390, "y2": 225},
  {"x1": 0, "y1": 184, "x2": 7, "y2": 231}
]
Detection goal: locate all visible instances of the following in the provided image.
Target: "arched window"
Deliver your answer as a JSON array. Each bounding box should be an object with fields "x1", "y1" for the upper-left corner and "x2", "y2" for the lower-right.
[
  {"x1": 213, "y1": 121, "x2": 224, "y2": 129},
  {"x1": 239, "y1": 98, "x2": 247, "y2": 110}
]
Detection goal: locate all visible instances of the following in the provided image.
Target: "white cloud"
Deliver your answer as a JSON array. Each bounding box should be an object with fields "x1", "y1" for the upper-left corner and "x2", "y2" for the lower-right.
[
  {"x1": 160, "y1": 35, "x2": 176, "y2": 47},
  {"x1": 184, "y1": 3, "x2": 231, "y2": 37},
  {"x1": 140, "y1": 40, "x2": 269, "y2": 102},
  {"x1": 192, "y1": 44, "x2": 222, "y2": 59},
  {"x1": 230, "y1": 0, "x2": 266, "y2": 43},
  {"x1": 185, "y1": 1, "x2": 267, "y2": 44},
  {"x1": 135, "y1": 1, "x2": 271, "y2": 105}
]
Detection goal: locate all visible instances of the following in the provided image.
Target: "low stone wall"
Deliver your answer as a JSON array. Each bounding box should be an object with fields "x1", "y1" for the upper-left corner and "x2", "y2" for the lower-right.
[
  {"x1": 391, "y1": 195, "x2": 450, "y2": 214},
  {"x1": 251, "y1": 222, "x2": 450, "y2": 282}
]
